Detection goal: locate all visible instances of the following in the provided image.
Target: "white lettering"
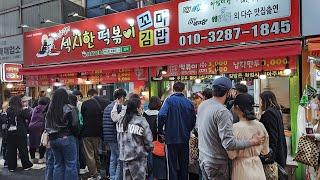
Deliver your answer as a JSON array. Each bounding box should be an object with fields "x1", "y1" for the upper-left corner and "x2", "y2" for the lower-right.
[{"x1": 127, "y1": 124, "x2": 144, "y2": 136}]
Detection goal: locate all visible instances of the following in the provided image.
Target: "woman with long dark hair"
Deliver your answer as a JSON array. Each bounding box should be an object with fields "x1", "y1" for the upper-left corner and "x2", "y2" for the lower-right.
[
  {"x1": 117, "y1": 98, "x2": 153, "y2": 179},
  {"x1": 227, "y1": 94, "x2": 269, "y2": 180},
  {"x1": 260, "y1": 91, "x2": 287, "y2": 174},
  {"x1": 6, "y1": 96, "x2": 33, "y2": 171},
  {"x1": 45, "y1": 88, "x2": 78, "y2": 180}
]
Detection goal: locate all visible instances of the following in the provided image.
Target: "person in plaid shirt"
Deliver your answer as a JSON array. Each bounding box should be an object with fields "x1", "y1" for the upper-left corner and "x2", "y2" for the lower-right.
[{"x1": 116, "y1": 97, "x2": 153, "y2": 180}]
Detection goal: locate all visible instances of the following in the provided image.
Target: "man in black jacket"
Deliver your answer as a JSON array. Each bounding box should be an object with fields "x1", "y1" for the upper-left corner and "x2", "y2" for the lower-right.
[{"x1": 81, "y1": 89, "x2": 103, "y2": 179}]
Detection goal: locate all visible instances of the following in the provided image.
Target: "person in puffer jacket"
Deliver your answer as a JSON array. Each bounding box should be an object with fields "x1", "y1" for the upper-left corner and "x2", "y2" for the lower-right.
[
  {"x1": 117, "y1": 98, "x2": 153, "y2": 180},
  {"x1": 103, "y1": 88, "x2": 127, "y2": 180}
]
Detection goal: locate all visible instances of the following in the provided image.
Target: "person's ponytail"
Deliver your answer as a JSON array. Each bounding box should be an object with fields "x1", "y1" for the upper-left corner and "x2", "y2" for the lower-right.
[
  {"x1": 244, "y1": 109, "x2": 256, "y2": 121},
  {"x1": 122, "y1": 98, "x2": 141, "y2": 131}
]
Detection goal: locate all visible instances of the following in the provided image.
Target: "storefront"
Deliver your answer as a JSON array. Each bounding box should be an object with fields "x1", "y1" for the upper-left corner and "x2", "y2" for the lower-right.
[{"x1": 21, "y1": 0, "x2": 302, "y2": 178}]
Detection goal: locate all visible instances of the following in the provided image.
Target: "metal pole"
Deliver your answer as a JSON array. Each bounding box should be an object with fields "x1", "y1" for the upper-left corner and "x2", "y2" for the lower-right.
[{"x1": 148, "y1": 67, "x2": 151, "y2": 100}]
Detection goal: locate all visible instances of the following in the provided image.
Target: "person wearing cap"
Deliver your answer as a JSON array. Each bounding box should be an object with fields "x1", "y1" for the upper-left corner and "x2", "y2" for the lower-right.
[
  {"x1": 227, "y1": 83, "x2": 249, "y2": 123},
  {"x1": 197, "y1": 77, "x2": 265, "y2": 180},
  {"x1": 227, "y1": 94, "x2": 269, "y2": 180},
  {"x1": 158, "y1": 82, "x2": 196, "y2": 180},
  {"x1": 21, "y1": 95, "x2": 33, "y2": 127}
]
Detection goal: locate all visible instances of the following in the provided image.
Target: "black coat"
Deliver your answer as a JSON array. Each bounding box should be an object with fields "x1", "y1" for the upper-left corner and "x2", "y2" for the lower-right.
[
  {"x1": 143, "y1": 111, "x2": 158, "y2": 141},
  {"x1": 260, "y1": 107, "x2": 287, "y2": 168},
  {"x1": 7, "y1": 107, "x2": 31, "y2": 137},
  {"x1": 81, "y1": 98, "x2": 103, "y2": 138}
]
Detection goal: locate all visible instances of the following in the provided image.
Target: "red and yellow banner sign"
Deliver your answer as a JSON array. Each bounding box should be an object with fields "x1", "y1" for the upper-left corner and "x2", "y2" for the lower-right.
[{"x1": 24, "y1": 0, "x2": 300, "y2": 67}]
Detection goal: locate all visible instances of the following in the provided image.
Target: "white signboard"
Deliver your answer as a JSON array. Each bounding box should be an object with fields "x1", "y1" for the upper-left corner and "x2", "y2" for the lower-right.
[
  {"x1": 0, "y1": 35, "x2": 23, "y2": 63},
  {"x1": 178, "y1": 0, "x2": 291, "y2": 33}
]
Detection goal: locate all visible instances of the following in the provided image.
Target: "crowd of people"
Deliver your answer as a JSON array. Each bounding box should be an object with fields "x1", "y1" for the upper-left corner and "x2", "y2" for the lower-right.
[{"x1": 0, "y1": 76, "x2": 295, "y2": 180}]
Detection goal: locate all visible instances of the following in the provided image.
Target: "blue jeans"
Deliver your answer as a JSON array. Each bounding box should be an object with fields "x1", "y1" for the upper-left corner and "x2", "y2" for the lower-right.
[
  {"x1": 108, "y1": 142, "x2": 123, "y2": 180},
  {"x1": 51, "y1": 136, "x2": 78, "y2": 180},
  {"x1": 45, "y1": 148, "x2": 54, "y2": 180}
]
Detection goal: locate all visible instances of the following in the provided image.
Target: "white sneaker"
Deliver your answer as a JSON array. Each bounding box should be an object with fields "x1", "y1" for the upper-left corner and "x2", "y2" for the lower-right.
[
  {"x1": 38, "y1": 158, "x2": 45, "y2": 164},
  {"x1": 31, "y1": 158, "x2": 37, "y2": 164},
  {"x1": 96, "y1": 175, "x2": 102, "y2": 180},
  {"x1": 79, "y1": 168, "x2": 88, "y2": 175}
]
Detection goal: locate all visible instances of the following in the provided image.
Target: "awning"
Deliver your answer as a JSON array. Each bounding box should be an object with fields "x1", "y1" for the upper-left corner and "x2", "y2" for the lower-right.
[
  {"x1": 308, "y1": 37, "x2": 320, "y2": 52},
  {"x1": 20, "y1": 40, "x2": 302, "y2": 76}
]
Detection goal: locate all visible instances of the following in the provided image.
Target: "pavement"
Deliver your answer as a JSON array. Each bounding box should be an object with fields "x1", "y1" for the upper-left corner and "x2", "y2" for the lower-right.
[{"x1": 0, "y1": 137, "x2": 109, "y2": 180}]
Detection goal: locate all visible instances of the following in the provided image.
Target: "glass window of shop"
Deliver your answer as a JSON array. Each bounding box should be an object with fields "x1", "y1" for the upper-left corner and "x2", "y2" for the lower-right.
[{"x1": 152, "y1": 64, "x2": 292, "y2": 131}]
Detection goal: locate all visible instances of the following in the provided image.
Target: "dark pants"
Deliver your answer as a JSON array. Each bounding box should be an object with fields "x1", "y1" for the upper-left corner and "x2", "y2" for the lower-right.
[
  {"x1": 1, "y1": 137, "x2": 7, "y2": 164},
  {"x1": 166, "y1": 143, "x2": 189, "y2": 180},
  {"x1": 7, "y1": 132, "x2": 33, "y2": 170},
  {"x1": 30, "y1": 146, "x2": 46, "y2": 159},
  {"x1": 78, "y1": 138, "x2": 86, "y2": 169}
]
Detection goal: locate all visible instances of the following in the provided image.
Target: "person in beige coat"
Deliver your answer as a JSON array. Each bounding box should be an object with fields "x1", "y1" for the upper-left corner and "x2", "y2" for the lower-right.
[{"x1": 227, "y1": 94, "x2": 269, "y2": 180}]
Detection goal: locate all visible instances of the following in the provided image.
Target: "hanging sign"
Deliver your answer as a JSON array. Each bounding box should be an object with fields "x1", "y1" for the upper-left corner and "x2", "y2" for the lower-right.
[
  {"x1": 24, "y1": 0, "x2": 300, "y2": 67},
  {"x1": 1, "y1": 63, "x2": 23, "y2": 82}
]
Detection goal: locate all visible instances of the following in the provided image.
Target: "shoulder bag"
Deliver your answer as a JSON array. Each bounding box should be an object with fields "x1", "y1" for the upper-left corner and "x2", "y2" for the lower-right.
[
  {"x1": 8, "y1": 116, "x2": 17, "y2": 132},
  {"x1": 294, "y1": 135, "x2": 320, "y2": 168},
  {"x1": 152, "y1": 116, "x2": 165, "y2": 157}
]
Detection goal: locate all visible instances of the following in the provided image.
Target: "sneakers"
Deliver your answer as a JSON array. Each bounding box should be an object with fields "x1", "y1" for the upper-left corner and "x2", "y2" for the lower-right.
[
  {"x1": 87, "y1": 175, "x2": 102, "y2": 180},
  {"x1": 38, "y1": 158, "x2": 45, "y2": 164},
  {"x1": 79, "y1": 168, "x2": 89, "y2": 175},
  {"x1": 23, "y1": 163, "x2": 33, "y2": 171},
  {"x1": 31, "y1": 158, "x2": 37, "y2": 164}
]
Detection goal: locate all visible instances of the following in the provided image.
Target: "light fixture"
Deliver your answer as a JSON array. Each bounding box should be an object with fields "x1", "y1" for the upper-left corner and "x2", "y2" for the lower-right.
[
  {"x1": 240, "y1": 80, "x2": 247, "y2": 85},
  {"x1": 283, "y1": 59, "x2": 292, "y2": 75},
  {"x1": 97, "y1": 83, "x2": 103, "y2": 89},
  {"x1": 259, "y1": 72, "x2": 267, "y2": 80},
  {"x1": 18, "y1": 24, "x2": 37, "y2": 29},
  {"x1": 214, "y1": 75, "x2": 222, "y2": 79},
  {"x1": 97, "y1": 24, "x2": 107, "y2": 30},
  {"x1": 46, "y1": 87, "x2": 52, "y2": 93},
  {"x1": 54, "y1": 78, "x2": 62, "y2": 87},
  {"x1": 161, "y1": 66, "x2": 167, "y2": 75},
  {"x1": 6, "y1": 83, "x2": 13, "y2": 89},
  {"x1": 50, "y1": 33, "x2": 58, "y2": 38},
  {"x1": 72, "y1": 29, "x2": 81, "y2": 36},
  {"x1": 195, "y1": 78, "x2": 201, "y2": 84},
  {"x1": 127, "y1": 19, "x2": 135, "y2": 26},
  {"x1": 40, "y1": 19, "x2": 60, "y2": 24},
  {"x1": 68, "y1": 12, "x2": 86, "y2": 19},
  {"x1": 85, "y1": 77, "x2": 91, "y2": 84},
  {"x1": 141, "y1": 91, "x2": 149, "y2": 96},
  {"x1": 101, "y1": 4, "x2": 119, "y2": 13}
]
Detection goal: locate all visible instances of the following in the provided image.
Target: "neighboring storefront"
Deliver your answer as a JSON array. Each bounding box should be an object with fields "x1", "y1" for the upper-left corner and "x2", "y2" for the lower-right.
[
  {"x1": 21, "y1": 0, "x2": 302, "y2": 178},
  {"x1": 0, "y1": 35, "x2": 24, "y2": 101}
]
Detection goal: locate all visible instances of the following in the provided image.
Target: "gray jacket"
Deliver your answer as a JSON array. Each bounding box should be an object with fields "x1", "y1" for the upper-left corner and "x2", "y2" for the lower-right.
[
  {"x1": 197, "y1": 98, "x2": 250, "y2": 164},
  {"x1": 117, "y1": 114, "x2": 153, "y2": 161}
]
